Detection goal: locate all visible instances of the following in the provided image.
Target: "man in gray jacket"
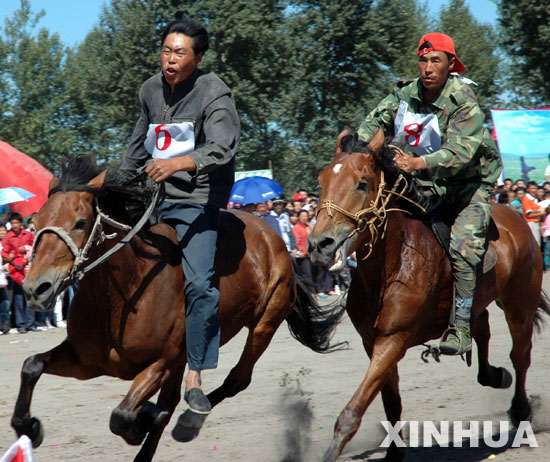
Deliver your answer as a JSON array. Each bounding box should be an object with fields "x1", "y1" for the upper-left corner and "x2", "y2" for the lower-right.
[{"x1": 121, "y1": 18, "x2": 240, "y2": 414}]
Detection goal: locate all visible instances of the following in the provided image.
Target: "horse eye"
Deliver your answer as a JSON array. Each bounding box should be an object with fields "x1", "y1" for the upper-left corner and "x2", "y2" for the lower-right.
[
  {"x1": 73, "y1": 219, "x2": 87, "y2": 231},
  {"x1": 357, "y1": 180, "x2": 368, "y2": 192}
]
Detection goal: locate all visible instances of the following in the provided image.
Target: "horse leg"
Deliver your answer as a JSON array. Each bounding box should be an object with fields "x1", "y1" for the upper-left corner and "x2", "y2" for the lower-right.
[
  {"x1": 208, "y1": 318, "x2": 282, "y2": 406},
  {"x1": 473, "y1": 308, "x2": 513, "y2": 389},
  {"x1": 361, "y1": 336, "x2": 404, "y2": 462},
  {"x1": 173, "y1": 300, "x2": 285, "y2": 443},
  {"x1": 323, "y1": 333, "x2": 409, "y2": 462},
  {"x1": 12, "y1": 340, "x2": 103, "y2": 447},
  {"x1": 503, "y1": 306, "x2": 535, "y2": 425},
  {"x1": 379, "y1": 365, "x2": 405, "y2": 462},
  {"x1": 133, "y1": 365, "x2": 185, "y2": 462},
  {"x1": 109, "y1": 360, "x2": 171, "y2": 446}
]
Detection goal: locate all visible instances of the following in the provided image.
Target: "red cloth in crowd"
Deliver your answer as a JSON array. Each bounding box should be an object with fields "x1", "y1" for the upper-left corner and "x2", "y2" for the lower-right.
[
  {"x1": 292, "y1": 221, "x2": 311, "y2": 256},
  {"x1": 522, "y1": 194, "x2": 540, "y2": 223},
  {"x1": 1, "y1": 229, "x2": 34, "y2": 286}
]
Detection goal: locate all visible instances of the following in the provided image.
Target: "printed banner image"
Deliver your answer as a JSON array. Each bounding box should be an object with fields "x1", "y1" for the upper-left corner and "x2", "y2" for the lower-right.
[{"x1": 491, "y1": 108, "x2": 550, "y2": 184}]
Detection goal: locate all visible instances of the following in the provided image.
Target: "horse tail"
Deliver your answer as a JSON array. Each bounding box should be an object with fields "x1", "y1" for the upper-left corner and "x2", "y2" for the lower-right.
[
  {"x1": 534, "y1": 290, "x2": 550, "y2": 334},
  {"x1": 286, "y1": 273, "x2": 348, "y2": 353}
]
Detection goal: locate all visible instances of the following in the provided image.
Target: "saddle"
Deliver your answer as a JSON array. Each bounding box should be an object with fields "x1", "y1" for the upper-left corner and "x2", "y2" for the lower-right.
[
  {"x1": 430, "y1": 218, "x2": 498, "y2": 274},
  {"x1": 397, "y1": 174, "x2": 498, "y2": 274}
]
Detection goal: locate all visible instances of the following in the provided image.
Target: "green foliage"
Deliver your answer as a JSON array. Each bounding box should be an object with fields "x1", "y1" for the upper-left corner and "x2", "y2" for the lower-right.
[
  {"x1": 438, "y1": 0, "x2": 500, "y2": 115},
  {"x1": 172, "y1": 0, "x2": 289, "y2": 173},
  {"x1": 497, "y1": 0, "x2": 550, "y2": 107},
  {"x1": 0, "y1": 0, "x2": 70, "y2": 172},
  {"x1": 277, "y1": 0, "x2": 430, "y2": 192},
  {"x1": 0, "y1": 0, "x2": 509, "y2": 193},
  {"x1": 63, "y1": 0, "x2": 160, "y2": 163},
  {"x1": 373, "y1": 0, "x2": 429, "y2": 83}
]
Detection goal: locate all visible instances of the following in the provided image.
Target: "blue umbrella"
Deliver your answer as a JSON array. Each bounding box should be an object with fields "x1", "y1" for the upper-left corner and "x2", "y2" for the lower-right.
[
  {"x1": 230, "y1": 176, "x2": 283, "y2": 205},
  {"x1": 0, "y1": 187, "x2": 35, "y2": 206}
]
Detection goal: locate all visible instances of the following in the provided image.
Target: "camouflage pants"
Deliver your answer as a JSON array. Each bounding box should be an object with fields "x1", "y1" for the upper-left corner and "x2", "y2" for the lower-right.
[{"x1": 447, "y1": 184, "x2": 491, "y2": 299}]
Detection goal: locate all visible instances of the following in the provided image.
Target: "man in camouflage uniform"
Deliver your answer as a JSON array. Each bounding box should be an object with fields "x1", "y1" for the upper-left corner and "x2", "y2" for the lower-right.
[{"x1": 357, "y1": 32, "x2": 502, "y2": 355}]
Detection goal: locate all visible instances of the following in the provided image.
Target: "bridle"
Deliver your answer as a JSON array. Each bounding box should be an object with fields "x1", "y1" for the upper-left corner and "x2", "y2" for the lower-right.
[
  {"x1": 317, "y1": 168, "x2": 425, "y2": 259},
  {"x1": 30, "y1": 186, "x2": 159, "y2": 284}
]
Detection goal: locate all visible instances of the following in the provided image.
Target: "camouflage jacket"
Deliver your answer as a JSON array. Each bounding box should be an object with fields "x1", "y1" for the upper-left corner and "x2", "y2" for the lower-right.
[{"x1": 357, "y1": 76, "x2": 502, "y2": 193}]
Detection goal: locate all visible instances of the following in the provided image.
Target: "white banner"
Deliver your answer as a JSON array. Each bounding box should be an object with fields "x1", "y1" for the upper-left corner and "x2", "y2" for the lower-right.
[{"x1": 235, "y1": 169, "x2": 273, "y2": 181}]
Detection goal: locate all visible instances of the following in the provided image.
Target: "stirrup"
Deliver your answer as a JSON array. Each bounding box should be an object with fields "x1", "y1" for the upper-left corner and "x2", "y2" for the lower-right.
[{"x1": 439, "y1": 326, "x2": 471, "y2": 356}]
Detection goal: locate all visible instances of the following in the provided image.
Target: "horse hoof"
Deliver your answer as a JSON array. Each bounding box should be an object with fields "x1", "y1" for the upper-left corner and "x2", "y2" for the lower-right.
[
  {"x1": 496, "y1": 367, "x2": 513, "y2": 389},
  {"x1": 508, "y1": 403, "x2": 532, "y2": 427},
  {"x1": 29, "y1": 417, "x2": 44, "y2": 448},
  {"x1": 478, "y1": 366, "x2": 513, "y2": 389},
  {"x1": 172, "y1": 409, "x2": 207, "y2": 443},
  {"x1": 138, "y1": 402, "x2": 170, "y2": 428}
]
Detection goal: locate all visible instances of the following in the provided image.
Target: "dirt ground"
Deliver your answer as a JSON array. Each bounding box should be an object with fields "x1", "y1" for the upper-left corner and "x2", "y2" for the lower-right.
[{"x1": 1, "y1": 276, "x2": 550, "y2": 461}]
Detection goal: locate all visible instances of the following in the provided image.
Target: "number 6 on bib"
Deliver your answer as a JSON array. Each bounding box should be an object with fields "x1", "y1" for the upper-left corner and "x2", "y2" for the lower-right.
[{"x1": 144, "y1": 122, "x2": 195, "y2": 159}]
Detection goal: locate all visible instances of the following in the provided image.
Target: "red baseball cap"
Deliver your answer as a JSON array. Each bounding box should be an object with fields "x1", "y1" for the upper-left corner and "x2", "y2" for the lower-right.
[
  {"x1": 417, "y1": 32, "x2": 466, "y2": 73},
  {"x1": 293, "y1": 193, "x2": 305, "y2": 201}
]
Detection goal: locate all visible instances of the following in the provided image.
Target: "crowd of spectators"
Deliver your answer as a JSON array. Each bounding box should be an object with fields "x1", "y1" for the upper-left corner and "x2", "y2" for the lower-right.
[
  {"x1": 229, "y1": 189, "x2": 354, "y2": 299},
  {"x1": 232, "y1": 176, "x2": 550, "y2": 301},
  {"x1": 0, "y1": 212, "x2": 69, "y2": 335},
  {"x1": 3, "y1": 175, "x2": 550, "y2": 333},
  {"x1": 491, "y1": 177, "x2": 550, "y2": 270}
]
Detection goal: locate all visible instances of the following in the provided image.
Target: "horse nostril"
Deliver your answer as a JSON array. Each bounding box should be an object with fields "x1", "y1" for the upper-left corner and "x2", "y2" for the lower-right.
[
  {"x1": 36, "y1": 281, "x2": 53, "y2": 297},
  {"x1": 318, "y1": 237, "x2": 335, "y2": 251}
]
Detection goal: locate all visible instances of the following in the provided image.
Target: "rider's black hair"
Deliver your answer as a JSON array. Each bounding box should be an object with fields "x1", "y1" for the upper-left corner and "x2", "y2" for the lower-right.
[
  {"x1": 418, "y1": 41, "x2": 454, "y2": 63},
  {"x1": 160, "y1": 18, "x2": 209, "y2": 56}
]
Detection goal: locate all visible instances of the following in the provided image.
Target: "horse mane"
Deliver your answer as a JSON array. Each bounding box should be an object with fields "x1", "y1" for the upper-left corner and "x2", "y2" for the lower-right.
[
  {"x1": 50, "y1": 155, "x2": 161, "y2": 227},
  {"x1": 49, "y1": 155, "x2": 104, "y2": 195},
  {"x1": 339, "y1": 133, "x2": 441, "y2": 218}
]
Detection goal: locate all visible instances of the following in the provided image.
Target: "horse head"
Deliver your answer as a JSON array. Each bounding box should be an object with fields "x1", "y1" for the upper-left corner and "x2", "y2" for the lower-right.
[
  {"x1": 308, "y1": 128, "x2": 387, "y2": 270},
  {"x1": 22, "y1": 159, "x2": 107, "y2": 312}
]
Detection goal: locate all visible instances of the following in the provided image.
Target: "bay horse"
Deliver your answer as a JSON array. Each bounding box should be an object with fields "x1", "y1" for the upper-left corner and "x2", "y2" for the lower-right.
[
  {"x1": 307, "y1": 129, "x2": 550, "y2": 461},
  {"x1": 11, "y1": 156, "x2": 344, "y2": 462}
]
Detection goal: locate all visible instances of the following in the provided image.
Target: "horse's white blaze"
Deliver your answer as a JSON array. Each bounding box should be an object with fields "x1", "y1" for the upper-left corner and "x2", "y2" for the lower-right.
[{"x1": 333, "y1": 163, "x2": 343, "y2": 174}]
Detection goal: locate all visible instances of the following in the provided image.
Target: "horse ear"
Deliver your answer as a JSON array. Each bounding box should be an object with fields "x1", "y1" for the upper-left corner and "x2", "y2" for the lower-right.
[
  {"x1": 49, "y1": 177, "x2": 60, "y2": 191},
  {"x1": 335, "y1": 128, "x2": 352, "y2": 155},
  {"x1": 367, "y1": 128, "x2": 385, "y2": 154},
  {"x1": 87, "y1": 171, "x2": 107, "y2": 190}
]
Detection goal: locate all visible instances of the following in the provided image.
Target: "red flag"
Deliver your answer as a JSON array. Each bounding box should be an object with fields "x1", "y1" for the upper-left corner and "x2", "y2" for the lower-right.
[
  {"x1": 0, "y1": 435, "x2": 34, "y2": 462},
  {"x1": 13, "y1": 447, "x2": 24, "y2": 462}
]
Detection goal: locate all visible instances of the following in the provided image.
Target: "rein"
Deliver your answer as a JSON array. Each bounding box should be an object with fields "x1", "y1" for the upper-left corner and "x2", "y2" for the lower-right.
[
  {"x1": 31, "y1": 185, "x2": 160, "y2": 284},
  {"x1": 318, "y1": 171, "x2": 426, "y2": 259}
]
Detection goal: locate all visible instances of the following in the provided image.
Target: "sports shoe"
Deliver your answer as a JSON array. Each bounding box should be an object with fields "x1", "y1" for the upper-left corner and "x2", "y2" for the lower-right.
[
  {"x1": 439, "y1": 323, "x2": 471, "y2": 355},
  {"x1": 184, "y1": 388, "x2": 211, "y2": 415}
]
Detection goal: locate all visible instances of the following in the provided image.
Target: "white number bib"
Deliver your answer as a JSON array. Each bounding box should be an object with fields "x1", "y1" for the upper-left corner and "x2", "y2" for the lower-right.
[
  {"x1": 144, "y1": 122, "x2": 195, "y2": 159},
  {"x1": 392, "y1": 101, "x2": 441, "y2": 155}
]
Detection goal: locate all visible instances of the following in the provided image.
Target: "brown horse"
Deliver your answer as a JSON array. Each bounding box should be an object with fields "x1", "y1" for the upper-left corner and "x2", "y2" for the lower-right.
[
  {"x1": 307, "y1": 129, "x2": 549, "y2": 462},
  {"x1": 11, "y1": 156, "x2": 344, "y2": 462}
]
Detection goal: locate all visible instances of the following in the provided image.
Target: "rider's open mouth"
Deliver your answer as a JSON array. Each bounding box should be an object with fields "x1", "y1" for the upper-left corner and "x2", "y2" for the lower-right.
[{"x1": 165, "y1": 67, "x2": 177, "y2": 76}]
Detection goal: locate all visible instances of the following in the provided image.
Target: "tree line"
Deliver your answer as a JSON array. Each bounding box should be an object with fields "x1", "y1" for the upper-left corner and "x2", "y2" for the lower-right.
[{"x1": 0, "y1": 0, "x2": 547, "y2": 194}]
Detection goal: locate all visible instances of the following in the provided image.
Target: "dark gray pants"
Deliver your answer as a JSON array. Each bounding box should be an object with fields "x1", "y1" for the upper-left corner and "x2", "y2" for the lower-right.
[
  {"x1": 159, "y1": 201, "x2": 220, "y2": 371},
  {"x1": 0, "y1": 287, "x2": 10, "y2": 327},
  {"x1": 13, "y1": 282, "x2": 35, "y2": 330}
]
